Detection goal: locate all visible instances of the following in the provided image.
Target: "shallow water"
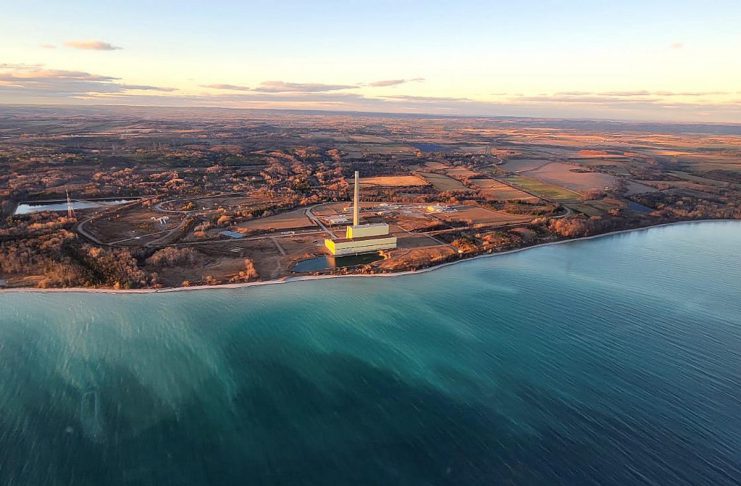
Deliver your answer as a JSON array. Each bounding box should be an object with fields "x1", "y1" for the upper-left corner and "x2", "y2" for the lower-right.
[{"x1": 1, "y1": 221, "x2": 740, "y2": 485}]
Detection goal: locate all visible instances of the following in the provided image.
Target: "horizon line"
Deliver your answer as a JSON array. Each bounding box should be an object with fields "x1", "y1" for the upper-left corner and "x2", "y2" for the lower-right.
[{"x1": 3, "y1": 101, "x2": 741, "y2": 128}]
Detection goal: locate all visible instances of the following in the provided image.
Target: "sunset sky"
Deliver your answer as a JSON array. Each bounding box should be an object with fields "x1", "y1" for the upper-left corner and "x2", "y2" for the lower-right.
[{"x1": 2, "y1": 0, "x2": 740, "y2": 122}]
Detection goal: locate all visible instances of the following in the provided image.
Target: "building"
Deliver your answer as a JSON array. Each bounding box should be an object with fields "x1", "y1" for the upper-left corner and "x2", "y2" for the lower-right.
[
  {"x1": 326, "y1": 215, "x2": 351, "y2": 225},
  {"x1": 324, "y1": 171, "x2": 397, "y2": 255},
  {"x1": 345, "y1": 222, "x2": 388, "y2": 239},
  {"x1": 324, "y1": 235, "x2": 398, "y2": 256}
]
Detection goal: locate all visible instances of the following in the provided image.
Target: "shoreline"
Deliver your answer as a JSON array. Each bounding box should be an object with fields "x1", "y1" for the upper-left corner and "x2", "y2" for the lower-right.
[{"x1": 1, "y1": 219, "x2": 737, "y2": 295}]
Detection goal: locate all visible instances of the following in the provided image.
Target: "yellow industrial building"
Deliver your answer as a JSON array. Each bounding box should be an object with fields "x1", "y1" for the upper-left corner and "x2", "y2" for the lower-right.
[
  {"x1": 324, "y1": 235, "x2": 398, "y2": 256},
  {"x1": 324, "y1": 171, "x2": 397, "y2": 255}
]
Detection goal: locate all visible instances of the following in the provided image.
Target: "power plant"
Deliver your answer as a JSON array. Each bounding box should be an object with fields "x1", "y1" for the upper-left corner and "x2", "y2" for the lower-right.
[{"x1": 324, "y1": 171, "x2": 397, "y2": 256}]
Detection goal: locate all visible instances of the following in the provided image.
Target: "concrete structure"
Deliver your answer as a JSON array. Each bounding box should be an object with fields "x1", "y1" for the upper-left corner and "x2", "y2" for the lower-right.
[
  {"x1": 346, "y1": 222, "x2": 388, "y2": 239},
  {"x1": 353, "y1": 170, "x2": 360, "y2": 226},
  {"x1": 325, "y1": 236, "x2": 398, "y2": 256},
  {"x1": 324, "y1": 171, "x2": 397, "y2": 255}
]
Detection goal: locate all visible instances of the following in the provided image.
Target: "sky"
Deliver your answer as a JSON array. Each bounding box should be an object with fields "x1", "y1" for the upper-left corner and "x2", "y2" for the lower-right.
[{"x1": 1, "y1": 0, "x2": 740, "y2": 122}]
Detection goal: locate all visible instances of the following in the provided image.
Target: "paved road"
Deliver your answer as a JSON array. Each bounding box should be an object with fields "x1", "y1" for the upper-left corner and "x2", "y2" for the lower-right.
[{"x1": 305, "y1": 204, "x2": 337, "y2": 238}]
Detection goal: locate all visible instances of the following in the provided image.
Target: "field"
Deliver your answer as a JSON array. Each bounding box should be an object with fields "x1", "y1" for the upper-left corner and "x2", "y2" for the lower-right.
[
  {"x1": 237, "y1": 207, "x2": 315, "y2": 232},
  {"x1": 418, "y1": 172, "x2": 471, "y2": 192},
  {"x1": 468, "y1": 178, "x2": 540, "y2": 202},
  {"x1": 445, "y1": 167, "x2": 479, "y2": 179},
  {"x1": 434, "y1": 206, "x2": 533, "y2": 226},
  {"x1": 359, "y1": 175, "x2": 428, "y2": 187},
  {"x1": 523, "y1": 162, "x2": 619, "y2": 192},
  {"x1": 501, "y1": 159, "x2": 550, "y2": 173},
  {"x1": 502, "y1": 175, "x2": 582, "y2": 202}
]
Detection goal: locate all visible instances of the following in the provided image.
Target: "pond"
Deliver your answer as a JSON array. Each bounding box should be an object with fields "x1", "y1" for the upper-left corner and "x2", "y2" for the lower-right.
[
  {"x1": 291, "y1": 252, "x2": 384, "y2": 272},
  {"x1": 14, "y1": 199, "x2": 136, "y2": 215}
]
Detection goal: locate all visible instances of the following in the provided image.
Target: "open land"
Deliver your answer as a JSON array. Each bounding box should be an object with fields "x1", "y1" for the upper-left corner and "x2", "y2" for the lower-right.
[{"x1": 1, "y1": 105, "x2": 740, "y2": 290}]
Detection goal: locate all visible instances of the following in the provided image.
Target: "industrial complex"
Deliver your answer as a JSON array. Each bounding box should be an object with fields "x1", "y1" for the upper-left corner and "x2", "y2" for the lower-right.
[{"x1": 324, "y1": 171, "x2": 398, "y2": 256}]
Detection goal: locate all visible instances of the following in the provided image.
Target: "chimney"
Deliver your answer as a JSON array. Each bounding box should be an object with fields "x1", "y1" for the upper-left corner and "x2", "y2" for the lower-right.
[{"x1": 353, "y1": 170, "x2": 359, "y2": 227}]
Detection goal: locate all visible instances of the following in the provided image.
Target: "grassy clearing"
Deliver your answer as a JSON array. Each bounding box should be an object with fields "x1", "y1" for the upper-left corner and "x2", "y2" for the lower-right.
[
  {"x1": 469, "y1": 178, "x2": 539, "y2": 202},
  {"x1": 502, "y1": 175, "x2": 581, "y2": 202},
  {"x1": 418, "y1": 172, "x2": 471, "y2": 192}
]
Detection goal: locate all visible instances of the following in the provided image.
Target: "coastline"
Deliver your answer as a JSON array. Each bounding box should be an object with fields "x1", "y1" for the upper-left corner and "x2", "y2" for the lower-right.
[{"x1": 2, "y1": 219, "x2": 737, "y2": 295}]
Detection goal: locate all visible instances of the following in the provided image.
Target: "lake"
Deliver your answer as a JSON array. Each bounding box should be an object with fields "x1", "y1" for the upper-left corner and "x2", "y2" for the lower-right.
[{"x1": 1, "y1": 221, "x2": 740, "y2": 485}]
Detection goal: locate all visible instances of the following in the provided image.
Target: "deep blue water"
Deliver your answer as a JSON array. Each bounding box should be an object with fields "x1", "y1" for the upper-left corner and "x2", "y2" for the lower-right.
[{"x1": 1, "y1": 221, "x2": 740, "y2": 485}]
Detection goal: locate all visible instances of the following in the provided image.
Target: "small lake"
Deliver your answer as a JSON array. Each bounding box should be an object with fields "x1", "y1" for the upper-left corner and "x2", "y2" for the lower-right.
[
  {"x1": 14, "y1": 199, "x2": 135, "y2": 215},
  {"x1": 292, "y1": 252, "x2": 384, "y2": 272}
]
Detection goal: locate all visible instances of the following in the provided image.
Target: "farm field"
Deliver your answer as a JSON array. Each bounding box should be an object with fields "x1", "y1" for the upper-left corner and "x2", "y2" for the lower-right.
[
  {"x1": 359, "y1": 175, "x2": 428, "y2": 187},
  {"x1": 468, "y1": 178, "x2": 540, "y2": 202},
  {"x1": 434, "y1": 205, "x2": 533, "y2": 226},
  {"x1": 445, "y1": 167, "x2": 479, "y2": 179},
  {"x1": 418, "y1": 172, "x2": 471, "y2": 192},
  {"x1": 524, "y1": 162, "x2": 619, "y2": 192},
  {"x1": 501, "y1": 159, "x2": 550, "y2": 172},
  {"x1": 502, "y1": 174, "x2": 582, "y2": 202},
  {"x1": 237, "y1": 207, "x2": 314, "y2": 232}
]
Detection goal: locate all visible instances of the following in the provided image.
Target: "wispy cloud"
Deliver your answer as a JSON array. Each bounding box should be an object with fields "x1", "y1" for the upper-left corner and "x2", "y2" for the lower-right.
[
  {"x1": 121, "y1": 84, "x2": 177, "y2": 92},
  {"x1": 40, "y1": 43, "x2": 56, "y2": 49},
  {"x1": 253, "y1": 80, "x2": 356, "y2": 93},
  {"x1": 671, "y1": 42, "x2": 684, "y2": 49},
  {"x1": 202, "y1": 83, "x2": 252, "y2": 92},
  {"x1": 523, "y1": 91, "x2": 732, "y2": 104},
  {"x1": 64, "y1": 40, "x2": 122, "y2": 51},
  {"x1": 368, "y1": 78, "x2": 425, "y2": 88},
  {"x1": 382, "y1": 94, "x2": 469, "y2": 103},
  {"x1": 0, "y1": 65, "x2": 172, "y2": 96},
  {"x1": 2, "y1": 67, "x2": 739, "y2": 123},
  {"x1": 203, "y1": 80, "x2": 358, "y2": 93}
]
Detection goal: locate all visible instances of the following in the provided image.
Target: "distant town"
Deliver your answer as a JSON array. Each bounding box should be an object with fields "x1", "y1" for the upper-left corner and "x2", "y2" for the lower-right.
[{"x1": 1, "y1": 105, "x2": 739, "y2": 290}]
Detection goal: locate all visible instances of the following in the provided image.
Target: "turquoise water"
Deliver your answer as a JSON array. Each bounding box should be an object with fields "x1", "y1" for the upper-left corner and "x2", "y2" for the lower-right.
[{"x1": 1, "y1": 221, "x2": 740, "y2": 485}]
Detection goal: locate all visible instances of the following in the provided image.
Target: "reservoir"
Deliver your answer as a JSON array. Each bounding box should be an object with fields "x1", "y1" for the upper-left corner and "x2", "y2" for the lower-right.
[{"x1": 1, "y1": 221, "x2": 739, "y2": 485}]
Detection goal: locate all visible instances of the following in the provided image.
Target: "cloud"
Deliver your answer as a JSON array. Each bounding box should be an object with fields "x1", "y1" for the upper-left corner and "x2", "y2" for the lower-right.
[
  {"x1": 0, "y1": 65, "x2": 172, "y2": 96},
  {"x1": 654, "y1": 91, "x2": 728, "y2": 97},
  {"x1": 532, "y1": 91, "x2": 731, "y2": 104},
  {"x1": 40, "y1": 44, "x2": 56, "y2": 49},
  {"x1": 516, "y1": 95, "x2": 661, "y2": 104},
  {"x1": 204, "y1": 78, "x2": 425, "y2": 92},
  {"x1": 253, "y1": 80, "x2": 356, "y2": 93},
  {"x1": 121, "y1": 84, "x2": 177, "y2": 92},
  {"x1": 383, "y1": 94, "x2": 470, "y2": 103},
  {"x1": 202, "y1": 83, "x2": 252, "y2": 91},
  {"x1": 368, "y1": 78, "x2": 425, "y2": 88},
  {"x1": 671, "y1": 42, "x2": 684, "y2": 49},
  {"x1": 2, "y1": 67, "x2": 739, "y2": 123},
  {"x1": 64, "y1": 40, "x2": 122, "y2": 51},
  {"x1": 203, "y1": 80, "x2": 358, "y2": 93}
]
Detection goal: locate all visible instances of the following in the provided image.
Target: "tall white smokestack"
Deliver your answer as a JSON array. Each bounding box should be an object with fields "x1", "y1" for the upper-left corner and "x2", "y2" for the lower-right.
[{"x1": 353, "y1": 170, "x2": 359, "y2": 227}]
